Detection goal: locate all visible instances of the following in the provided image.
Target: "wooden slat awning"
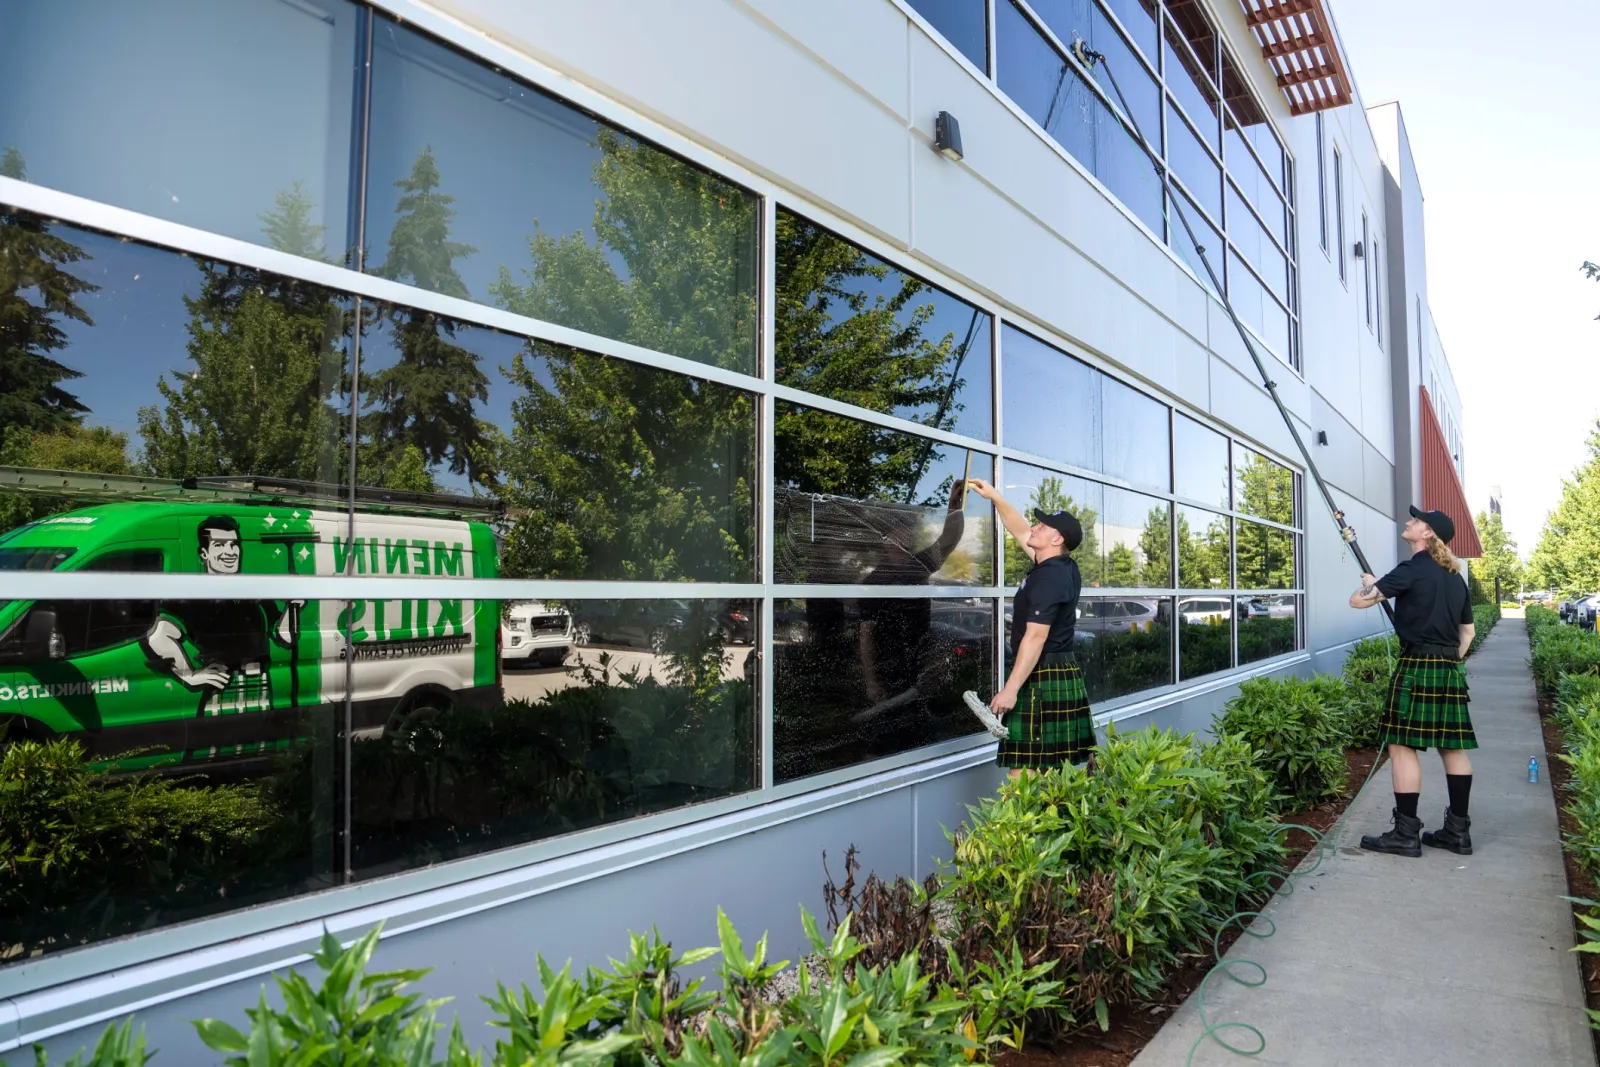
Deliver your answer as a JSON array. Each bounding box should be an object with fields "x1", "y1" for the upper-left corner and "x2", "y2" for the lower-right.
[
  {"x1": 1419, "y1": 386, "x2": 1483, "y2": 559},
  {"x1": 1236, "y1": 0, "x2": 1353, "y2": 115}
]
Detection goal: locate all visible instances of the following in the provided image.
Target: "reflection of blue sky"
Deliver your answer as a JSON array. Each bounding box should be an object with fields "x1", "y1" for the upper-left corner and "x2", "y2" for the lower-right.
[
  {"x1": 1001, "y1": 326, "x2": 1100, "y2": 470},
  {"x1": 1173, "y1": 413, "x2": 1230, "y2": 507},
  {"x1": 1102, "y1": 376, "x2": 1169, "y2": 492},
  {"x1": 0, "y1": 0, "x2": 358, "y2": 255}
]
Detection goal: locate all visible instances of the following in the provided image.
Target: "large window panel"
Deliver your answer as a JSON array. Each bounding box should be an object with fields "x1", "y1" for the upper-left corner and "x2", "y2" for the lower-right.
[
  {"x1": 1001, "y1": 461, "x2": 1102, "y2": 588},
  {"x1": 1028, "y1": 0, "x2": 1160, "y2": 148},
  {"x1": 1100, "y1": 486, "x2": 1172, "y2": 588},
  {"x1": 774, "y1": 404, "x2": 993, "y2": 586},
  {"x1": 1001, "y1": 325, "x2": 1101, "y2": 471},
  {"x1": 775, "y1": 211, "x2": 992, "y2": 441},
  {"x1": 773, "y1": 597, "x2": 993, "y2": 782},
  {"x1": 1238, "y1": 595, "x2": 1296, "y2": 663},
  {"x1": 1074, "y1": 595, "x2": 1174, "y2": 699},
  {"x1": 1176, "y1": 505, "x2": 1230, "y2": 590},
  {"x1": 366, "y1": 18, "x2": 759, "y2": 373},
  {"x1": 0, "y1": 207, "x2": 350, "y2": 555},
  {"x1": 905, "y1": 0, "x2": 990, "y2": 70},
  {"x1": 0, "y1": 0, "x2": 360, "y2": 263},
  {"x1": 1102, "y1": 376, "x2": 1171, "y2": 492},
  {"x1": 1236, "y1": 520, "x2": 1295, "y2": 589},
  {"x1": 1162, "y1": 16, "x2": 1219, "y2": 150},
  {"x1": 1169, "y1": 187, "x2": 1222, "y2": 293},
  {"x1": 1165, "y1": 99, "x2": 1222, "y2": 224},
  {"x1": 1227, "y1": 250, "x2": 1291, "y2": 358},
  {"x1": 352, "y1": 598, "x2": 758, "y2": 879},
  {"x1": 356, "y1": 308, "x2": 757, "y2": 582},
  {"x1": 1173, "y1": 414, "x2": 1230, "y2": 507},
  {"x1": 1101, "y1": 0, "x2": 1159, "y2": 59},
  {"x1": 1178, "y1": 596, "x2": 1231, "y2": 680},
  {"x1": 1233, "y1": 445, "x2": 1295, "y2": 525}
]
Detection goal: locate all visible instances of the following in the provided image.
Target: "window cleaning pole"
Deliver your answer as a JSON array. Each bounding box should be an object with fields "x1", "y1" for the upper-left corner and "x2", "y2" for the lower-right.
[{"x1": 1069, "y1": 38, "x2": 1396, "y2": 628}]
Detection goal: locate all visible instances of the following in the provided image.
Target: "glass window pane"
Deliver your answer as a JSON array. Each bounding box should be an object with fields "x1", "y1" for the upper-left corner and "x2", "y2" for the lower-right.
[
  {"x1": 0, "y1": 207, "x2": 350, "y2": 555},
  {"x1": 905, "y1": 0, "x2": 989, "y2": 70},
  {"x1": 1173, "y1": 414, "x2": 1229, "y2": 507},
  {"x1": 1162, "y1": 18, "x2": 1218, "y2": 150},
  {"x1": 1028, "y1": 1, "x2": 1159, "y2": 152},
  {"x1": 774, "y1": 597, "x2": 994, "y2": 782},
  {"x1": 1073, "y1": 595, "x2": 1173, "y2": 700},
  {"x1": 351, "y1": 598, "x2": 758, "y2": 877},
  {"x1": 1233, "y1": 445, "x2": 1295, "y2": 525},
  {"x1": 774, "y1": 404, "x2": 994, "y2": 586},
  {"x1": 0, "y1": 0, "x2": 360, "y2": 263},
  {"x1": 1178, "y1": 597, "x2": 1231, "y2": 680},
  {"x1": 1236, "y1": 520, "x2": 1294, "y2": 589},
  {"x1": 1096, "y1": 96, "x2": 1166, "y2": 236},
  {"x1": 1000, "y1": 325, "x2": 1101, "y2": 470},
  {"x1": 775, "y1": 211, "x2": 992, "y2": 441},
  {"x1": 0, "y1": 596, "x2": 351, "y2": 958},
  {"x1": 1166, "y1": 99, "x2": 1221, "y2": 223},
  {"x1": 1001, "y1": 461, "x2": 1102, "y2": 588},
  {"x1": 355, "y1": 309, "x2": 757, "y2": 582},
  {"x1": 1102, "y1": 0, "x2": 1159, "y2": 59},
  {"x1": 1169, "y1": 187, "x2": 1221, "y2": 294},
  {"x1": 1227, "y1": 249, "x2": 1289, "y2": 357},
  {"x1": 1100, "y1": 487, "x2": 1171, "y2": 588},
  {"x1": 1238, "y1": 594, "x2": 1296, "y2": 663},
  {"x1": 1176, "y1": 505, "x2": 1230, "y2": 589},
  {"x1": 1102, "y1": 376, "x2": 1170, "y2": 492},
  {"x1": 366, "y1": 19, "x2": 759, "y2": 373}
]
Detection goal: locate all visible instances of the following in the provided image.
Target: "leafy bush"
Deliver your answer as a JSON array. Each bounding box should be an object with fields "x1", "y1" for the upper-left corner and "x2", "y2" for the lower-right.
[
  {"x1": 1468, "y1": 603, "x2": 1501, "y2": 656},
  {"x1": 1341, "y1": 635, "x2": 1398, "y2": 748},
  {"x1": 1556, "y1": 677, "x2": 1600, "y2": 882},
  {"x1": 1215, "y1": 676, "x2": 1348, "y2": 809},
  {"x1": 1530, "y1": 625, "x2": 1600, "y2": 696}
]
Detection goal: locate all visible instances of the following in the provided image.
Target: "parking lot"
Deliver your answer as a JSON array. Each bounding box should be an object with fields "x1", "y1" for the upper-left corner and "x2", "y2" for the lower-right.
[{"x1": 502, "y1": 642, "x2": 756, "y2": 703}]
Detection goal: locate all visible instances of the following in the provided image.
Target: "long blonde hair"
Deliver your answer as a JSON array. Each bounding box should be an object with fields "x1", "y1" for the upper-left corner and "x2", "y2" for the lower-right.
[{"x1": 1425, "y1": 534, "x2": 1462, "y2": 574}]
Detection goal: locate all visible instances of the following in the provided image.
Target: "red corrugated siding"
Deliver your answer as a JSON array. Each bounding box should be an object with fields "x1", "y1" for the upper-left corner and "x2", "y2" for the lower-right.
[{"x1": 1418, "y1": 385, "x2": 1483, "y2": 558}]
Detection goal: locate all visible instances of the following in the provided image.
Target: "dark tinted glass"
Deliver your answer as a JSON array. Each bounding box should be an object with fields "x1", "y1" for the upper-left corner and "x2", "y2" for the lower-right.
[
  {"x1": 1169, "y1": 187, "x2": 1221, "y2": 293},
  {"x1": 366, "y1": 19, "x2": 759, "y2": 373},
  {"x1": 1176, "y1": 505, "x2": 1230, "y2": 589},
  {"x1": 1073, "y1": 595, "x2": 1173, "y2": 699},
  {"x1": 1178, "y1": 597, "x2": 1231, "y2": 680},
  {"x1": 0, "y1": 208, "x2": 349, "y2": 553},
  {"x1": 0, "y1": 597, "x2": 350, "y2": 959},
  {"x1": 1100, "y1": 486, "x2": 1171, "y2": 588},
  {"x1": 1173, "y1": 414, "x2": 1229, "y2": 507},
  {"x1": 1233, "y1": 445, "x2": 1295, "y2": 524},
  {"x1": 773, "y1": 597, "x2": 993, "y2": 782},
  {"x1": 1238, "y1": 595, "x2": 1296, "y2": 663},
  {"x1": 774, "y1": 404, "x2": 993, "y2": 586},
  {"x1": 1236, "y1": 521, "x2": 1295, "y2": 589},
  {"x1": 905, "y1": 0, "x2": 989, "y2": 70},
  {"x1": 775, "y1": 212, "x2": 992, "y2": 441},
  {"x1": 1166, "y1": 99, "x2": 1221, "y2": 223},
  {"x1": 1102, "y1": 376, "x2": 1170, "y2": 492},
  {"x1": 357, "y1": 308, "x2": 756, "y2": 582},
  {"x1": 1162, "y1": 14, "x2": 1218, "y2": 148},
  {"x1": 351, "y1": 598, "x2": 757, "y2": 878},
  {"x1": 0, "y1": 0, "x2": 361, "y2": 262},
  {"x1": 1001, "y1": 461, "x2": 1101, "y2": 588},
  {"x1": 1001, "y1": 325, "x2": 1100, "y2": 470}
]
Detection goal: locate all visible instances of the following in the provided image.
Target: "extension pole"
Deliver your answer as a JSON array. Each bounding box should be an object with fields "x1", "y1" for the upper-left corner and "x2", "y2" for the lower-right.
[{"x1": 1071, "y1": 40, "x2": 1397, "y2": 628}]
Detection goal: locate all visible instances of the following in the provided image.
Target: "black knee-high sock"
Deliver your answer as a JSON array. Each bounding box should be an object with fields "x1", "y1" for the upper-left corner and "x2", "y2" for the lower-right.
[
  {"x1": 1447, "y1": 774, "x2": 1472, "y2": 818},
  {"x1": 1395, "y1": 792, "x2": 1420, "y2": 819}
]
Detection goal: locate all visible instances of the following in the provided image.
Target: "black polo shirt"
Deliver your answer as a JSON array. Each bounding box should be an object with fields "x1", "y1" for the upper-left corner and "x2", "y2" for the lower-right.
[
  {"x1": 1011, "y1": 555, "x2": 1081, "y2": 658},
  {"x1": 1375, "y1": 551, "x2": 1473, "y2": 652}
]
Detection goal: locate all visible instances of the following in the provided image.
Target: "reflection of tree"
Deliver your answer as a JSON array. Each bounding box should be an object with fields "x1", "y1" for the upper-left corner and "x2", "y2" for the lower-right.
[
  {"x1": 0, "y1": 151, "x2": 96, "y2": 456},
  {"x1": 1174, "y1": 509, "x2": 1229, "y2": 588},
  {"x1": 1003, "y1": 475, "x2": 1101, "y2": 585},
  {"x1": 1138, "y1": 506, "x2": 1175, "y2": 586},
  {"x1": 490, "y1": 128, "x2": 758, "y2": 372},
  {"x1": 365, "y1": 149, "x2": 490, "y2": 489},
  {"x1": 1237, "y1": 452, "x2": 1293, "y2": 524},
  {"x1": 495, "y1": 342, "x2": 753, "y2": 582},
  {"x1": 0, "y1": 426, "x2": 133, "y2": 531},
  {"x1": 258, "y1": 181, "x2": 333, "y2": 264},
  {"x1": 1235, "y1": 454, "x2": 1293, "y2": 589}
]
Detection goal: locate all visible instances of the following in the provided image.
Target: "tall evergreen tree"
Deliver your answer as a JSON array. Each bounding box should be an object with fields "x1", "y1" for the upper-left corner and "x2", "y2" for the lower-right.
[
  {"x1": 1528, "y1": 420, "x2": 1600, "y2": 597},
  {"x1": 0, "y1": 154, "x2": 96, "y2": 454},
  {"x1": 258, "y1": 180, "x2": 332, "y2": 263},
  {"x1": 364, "y1": 147, "x2": 489, "y2": 487},
  {"x1": 1469, "y1": 508, "x2": 1523, "y2": 602}
]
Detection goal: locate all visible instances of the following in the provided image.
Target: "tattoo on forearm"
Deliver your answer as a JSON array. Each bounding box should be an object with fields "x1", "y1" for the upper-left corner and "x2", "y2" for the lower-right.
[{"x1": 1360, "y1": 584, "x2": 1378, "y2": 599}]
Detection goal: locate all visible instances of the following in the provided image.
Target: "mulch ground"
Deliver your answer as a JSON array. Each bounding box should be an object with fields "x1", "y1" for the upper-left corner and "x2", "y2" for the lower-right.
[{"x1": 996, "y1": 746, "x2": 1382, "y2": 1067}]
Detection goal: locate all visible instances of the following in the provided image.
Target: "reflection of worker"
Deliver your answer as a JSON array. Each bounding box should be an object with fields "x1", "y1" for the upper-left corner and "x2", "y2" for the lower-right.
[
  {"x1": 966, "y1": 479, "x2": 1093, "y2": 774},
  {"x1": 144, "y1": 516, "x2": 299, "y2": 720},
  {"x1": 1350, "y1": 506, "x2": 1477, "y2": 858}
]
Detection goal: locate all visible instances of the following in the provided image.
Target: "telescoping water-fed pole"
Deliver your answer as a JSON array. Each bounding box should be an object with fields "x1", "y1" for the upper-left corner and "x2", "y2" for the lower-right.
[{"x1": 1068, "y1": 37, "x2": 1396, "y2": 630}]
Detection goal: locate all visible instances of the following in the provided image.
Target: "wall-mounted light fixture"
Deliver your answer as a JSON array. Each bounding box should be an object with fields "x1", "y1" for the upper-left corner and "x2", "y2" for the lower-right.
[
  {"x1": 935, "y1": 111, "x2": 964, "y2": 162},
  {"x1": 1316, "y1": 430, "x2": 1328, "y2": 446},
  {"x1": 1352, "y1": 240, "x2": 1365, "y2": 259}
]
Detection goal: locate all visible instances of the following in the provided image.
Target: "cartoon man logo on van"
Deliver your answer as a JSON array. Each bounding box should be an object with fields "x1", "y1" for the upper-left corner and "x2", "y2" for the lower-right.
[{"x1": 142, "y1": 516, "x2": 302, "y2": 720}]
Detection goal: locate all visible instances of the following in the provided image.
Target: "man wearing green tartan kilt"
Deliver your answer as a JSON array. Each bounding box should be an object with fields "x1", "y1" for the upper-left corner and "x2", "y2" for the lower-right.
[
  {"x1": 1350, "y1": 506, "x2": 1478, "y2": 857},
  {"x1": 966, "y1": 479, "x2": 1094, "y2": 774}
]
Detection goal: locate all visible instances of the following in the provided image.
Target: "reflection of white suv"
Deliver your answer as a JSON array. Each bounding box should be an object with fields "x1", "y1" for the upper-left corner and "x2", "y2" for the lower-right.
[
  {"x1": 1179, "y1": 598, "x2": 1232, "y2": 625},
  {"x1": 1077, "y1": 598, "x2": 1161, "y2": 637},
  {"x1": 500, "y1": 601, "x2": 573, "y2": 667}
]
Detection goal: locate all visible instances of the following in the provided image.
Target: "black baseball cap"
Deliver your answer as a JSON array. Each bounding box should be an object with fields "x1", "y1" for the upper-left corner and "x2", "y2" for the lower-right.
[
  {"x1": 1408, "y1": 505, "x2": 1455, "y2": 545},
  {"x1": 1033, "y1": 509, "x2": 1084, "y2": 552}
]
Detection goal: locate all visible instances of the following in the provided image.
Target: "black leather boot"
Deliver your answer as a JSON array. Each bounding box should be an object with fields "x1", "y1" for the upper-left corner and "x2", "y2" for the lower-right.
[
  {"x1": 1422, "y1": 808, "x2": 1473, "y2": 855},
  {"x1": 1360, "y1": 809, "x2": 1423, "y2": 857}
]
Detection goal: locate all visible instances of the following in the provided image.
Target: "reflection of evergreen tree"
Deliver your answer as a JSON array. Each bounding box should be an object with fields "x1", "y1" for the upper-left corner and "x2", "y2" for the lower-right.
[
  {"x1": 259, "y1": 181, "x2": 332, "y2": 263},
  {"x1": 1235, "y1": 454, "x2": 1294, "y2": 588},
  {"x1": 1139, "y1": 506, "x2": 1174, "y2": 586},
  {"x1": 138, "y1": 264, "x2": 344, "y2": 481},
  {"x1": 490, "y1": 128, "x2": 758, "y2": 372},
  {"x1": 1172, "y1": 509, "x2": 1229, "y2": 588},
  {"x1": 365, "y1": 148, "x2": 490, "y2": 488},
  {"x1": 1105, "y1": 544, "x2": 1138, "y2": 587},
  {"x1": 0, "y1": 162, "x2": 96, "y2": 454},
  {"x1": 1003, "y1": 476, "x2": 1101, "y2": 585}
]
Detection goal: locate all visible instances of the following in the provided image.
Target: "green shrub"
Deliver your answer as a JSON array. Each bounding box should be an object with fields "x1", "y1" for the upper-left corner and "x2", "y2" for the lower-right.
[
  {"x1": 1558, "y1": 680, "x2": 1600, "y2": 883},
  {"x1": 1341, "y1": 635, "x2": 1398, "y2": 748},
  {"x1": 1530, "y1": 625, "x2": 1600, "y2": 695},
  {"x1": 1468, "y1": 603, "x2": 1501, "y2": 656},
  {"x1": 1215, "y1": 676, "x2": 1348, "y2": 810}
]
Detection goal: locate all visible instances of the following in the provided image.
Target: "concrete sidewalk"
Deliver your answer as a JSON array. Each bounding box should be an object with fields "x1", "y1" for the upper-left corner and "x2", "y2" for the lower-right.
[{"x1": 1131, "y1": 617, "x2": 1595, "y2": 1067}]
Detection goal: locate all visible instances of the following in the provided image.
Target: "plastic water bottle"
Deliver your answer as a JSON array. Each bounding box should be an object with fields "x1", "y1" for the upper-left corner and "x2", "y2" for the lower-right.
[{"x1": 1529, "y1": 757, "x2": 1540, "y2": 784}]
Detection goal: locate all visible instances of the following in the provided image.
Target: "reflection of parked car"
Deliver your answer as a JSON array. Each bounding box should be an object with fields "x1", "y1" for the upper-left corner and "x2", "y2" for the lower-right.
[
  {"x1": 1178, "y1": 597, "x2": 1232, "y2": 625},
  {"x1": 1238, "y1": 598, "x2": 1271, "y2": 620},
  {"x1": 571, "y1": 601, "x2": 752, "y2": 652},
  {"x1": 500, "y1": 601, "x2": 572, "y2": 668},
  {"x1": 1255, "y1": 595, "x2": 1296, "y2": 619},
  {"x1": 1076, "y1": 598, "x2": 1162, "y2": 637}
]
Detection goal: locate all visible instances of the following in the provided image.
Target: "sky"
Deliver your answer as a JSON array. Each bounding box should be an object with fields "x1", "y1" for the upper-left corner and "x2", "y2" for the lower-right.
[{"x1": 1329, "y1": 0, "x2": 1600, "y2": 560}]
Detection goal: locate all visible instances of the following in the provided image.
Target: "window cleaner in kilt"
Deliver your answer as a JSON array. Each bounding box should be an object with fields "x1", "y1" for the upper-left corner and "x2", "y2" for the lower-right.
[
  {"x1": 964, "y1": 479, "x2": 1094, "y2": 775},
  {"x1": 1350, "y1": 506, "x2": 1477, "y2": 857}
]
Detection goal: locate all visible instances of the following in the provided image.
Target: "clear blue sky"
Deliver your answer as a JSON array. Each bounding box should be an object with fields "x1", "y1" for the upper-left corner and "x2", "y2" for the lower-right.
[{"x1": 1331, "y1": 0, "x2": 1600, "y2": 560}]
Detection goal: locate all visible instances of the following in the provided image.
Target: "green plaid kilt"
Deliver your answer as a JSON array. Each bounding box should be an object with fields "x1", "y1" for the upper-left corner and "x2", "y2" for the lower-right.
[
  {"x1": 997, "y1": 653, "x2": 1094, "y2": 769},
  {"x1": 1377, "y1": 653, "x2": 1478, "y2": 751}
]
